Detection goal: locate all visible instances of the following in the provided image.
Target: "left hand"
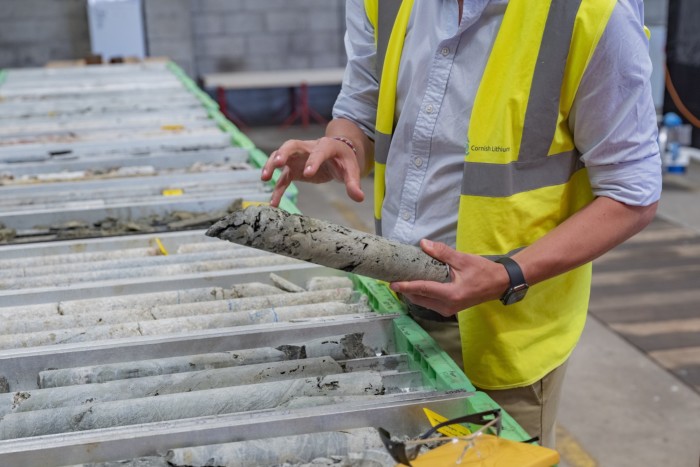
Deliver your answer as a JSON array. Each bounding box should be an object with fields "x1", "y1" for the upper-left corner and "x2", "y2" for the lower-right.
[{"x1": 390, "y1": 239, "x2": 510, "y2": 317}]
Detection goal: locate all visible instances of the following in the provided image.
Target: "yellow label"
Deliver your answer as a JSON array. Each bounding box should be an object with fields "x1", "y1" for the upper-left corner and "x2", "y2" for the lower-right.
[
  {"x1": 161, "y1": 124, "x2": 185, "y2": 131},
  {"x1": 422, "y1": 408, "x2": 472, "y2": 437},
  {"x1": 242, "y1": 201, "x2": 270, "y2": 208},
  {"x1": 162, "y1": 189, "x2": 184, "y2": 196},
  {"x1": 155, "y1": 238, "x2": 169, "y2": 256}
]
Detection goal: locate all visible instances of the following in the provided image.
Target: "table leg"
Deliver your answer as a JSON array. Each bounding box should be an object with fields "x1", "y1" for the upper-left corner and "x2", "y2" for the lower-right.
[
  {"x1": 280, "y1": 83, "x2": 329, "y2": 129},
  {"x1": 217, "y1": 86, "x2": 249, "y2": 130}
]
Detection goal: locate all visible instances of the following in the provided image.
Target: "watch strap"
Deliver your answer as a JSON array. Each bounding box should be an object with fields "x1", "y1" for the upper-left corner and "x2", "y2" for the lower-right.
[{"x1": 494, "y1": 257, "x2": 526, "y2": 289}]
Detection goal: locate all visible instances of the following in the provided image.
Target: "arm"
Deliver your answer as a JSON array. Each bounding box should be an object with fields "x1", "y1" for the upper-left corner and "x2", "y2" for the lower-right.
[
  {"x1": 519, "y1": 0, "x2": 661, "y2": 283},
  {"x1": 512, "y1": 197, "x2": 657, "y2": 285},
  {"x1": 390, "y1": 197, "x2": 657, "y2": 316}
]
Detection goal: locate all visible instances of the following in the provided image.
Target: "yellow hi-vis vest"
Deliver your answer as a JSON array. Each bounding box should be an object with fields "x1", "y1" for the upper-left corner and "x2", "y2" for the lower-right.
[{"x1": 366, "y1": 0, "x2": 616, "y2": 389}]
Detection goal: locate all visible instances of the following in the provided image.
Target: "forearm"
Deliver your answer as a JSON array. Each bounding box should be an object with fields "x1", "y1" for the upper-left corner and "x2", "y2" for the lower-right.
[
  {"x1": 326, "y1": 118, "x2": 375, "y2": 177},
  {"x1": 389, "y1": 197, "x2": 657, "y2": 316},
  {"x1": 512, "y1": 196, "x2": 658, "y2": 286}
]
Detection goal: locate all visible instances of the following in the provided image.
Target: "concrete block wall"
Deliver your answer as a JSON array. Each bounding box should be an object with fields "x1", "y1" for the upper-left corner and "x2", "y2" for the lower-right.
[
  {"x1": 0, "y1": 0, "x2": 91, "y2": 69},
  {"x1": 190, "y1": 0, "x2": 346, "y2": 75},
  {"x1": 144, "y1": 0, "x2": 196, "y2": 76},
  {"x1": 0, "y1": 0, "x2": 346, "y2": 78}
]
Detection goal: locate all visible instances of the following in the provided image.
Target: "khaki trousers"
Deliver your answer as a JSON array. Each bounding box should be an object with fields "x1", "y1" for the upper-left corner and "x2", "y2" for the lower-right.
[{"x1": 411, "y1": 315, "x2": 568, "y2": 448}]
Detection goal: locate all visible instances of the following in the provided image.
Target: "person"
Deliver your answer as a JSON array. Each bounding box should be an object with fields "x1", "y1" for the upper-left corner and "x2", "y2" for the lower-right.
[{"x1": 261, "y1": 0, "x2": 661, "y2": 448}]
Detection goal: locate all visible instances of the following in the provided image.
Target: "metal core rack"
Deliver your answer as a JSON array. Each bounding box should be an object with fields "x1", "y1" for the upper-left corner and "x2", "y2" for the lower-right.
[{"x1": 0, "y1": 61, "x2": 530, "y2": 467}]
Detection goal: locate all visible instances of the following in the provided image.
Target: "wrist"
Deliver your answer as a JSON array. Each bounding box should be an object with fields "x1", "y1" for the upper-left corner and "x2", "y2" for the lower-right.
[
  {"x1": 331, "y1": 136, "x2": 358, "y2": 155},
  {"x1": 494, "y1": 257, "x2": 529, "y2": 305},
  {"x1": 490, "y1": 261, "x2": 511, "y2": 300}
]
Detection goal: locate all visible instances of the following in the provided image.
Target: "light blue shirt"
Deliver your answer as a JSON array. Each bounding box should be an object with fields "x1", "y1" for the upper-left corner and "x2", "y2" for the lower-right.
[{"x1": 333, "y1": 0, "x2": 662, "y2": 247}]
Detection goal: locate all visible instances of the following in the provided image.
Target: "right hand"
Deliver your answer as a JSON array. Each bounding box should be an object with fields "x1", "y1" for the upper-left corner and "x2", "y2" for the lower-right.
[{"x1": 261, "y1": 137, "x2": 365, "y2": 207}]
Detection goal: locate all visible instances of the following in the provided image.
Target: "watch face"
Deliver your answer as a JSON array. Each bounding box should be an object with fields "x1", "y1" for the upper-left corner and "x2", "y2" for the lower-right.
[{"x1": 503, "y1": 284, "x2": 529, "y2": 305}]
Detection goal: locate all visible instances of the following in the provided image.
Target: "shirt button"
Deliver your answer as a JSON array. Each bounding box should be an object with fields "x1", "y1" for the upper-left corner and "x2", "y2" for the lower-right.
[
  {"x1": 414, "y1": 157, "x2": 423, "y2": 168},
  {"x1": 425, "y1": 104, "x2": 434, "y2": 114},
  {"x1": 401, "y1": 211, "x2": 411, "y2": 221},
  {"x1": 441, "y1": 47, "x2": 450, "y2": 56}
]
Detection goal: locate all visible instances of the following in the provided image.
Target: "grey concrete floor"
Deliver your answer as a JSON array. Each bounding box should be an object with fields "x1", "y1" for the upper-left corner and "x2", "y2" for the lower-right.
[{"x1": 247, "y1": 124, "x2": 700, "y2": 467}]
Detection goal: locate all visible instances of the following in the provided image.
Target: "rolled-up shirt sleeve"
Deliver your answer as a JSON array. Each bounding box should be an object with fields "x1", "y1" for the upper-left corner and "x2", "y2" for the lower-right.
[
  {"x1": 571, "y1": 0, "x2": 662, "y2": 206},
  {"x1": 332, "y1": 0, "x2": 379, "y2": 140}
]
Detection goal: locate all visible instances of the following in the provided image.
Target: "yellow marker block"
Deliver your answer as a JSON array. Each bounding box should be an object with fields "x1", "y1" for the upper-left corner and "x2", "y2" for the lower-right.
[
  {"x1": 155, "y1": 238, "x2": 169, "y2": 256},
  {"x1": 411, "y1": 435, "x2": 560, "y2": 467},
  {"x1": 242, "y1": 201, "x2": 270, "y2": 208},
  {"x1": 161, "y1": 124, "x2": 185, "y2": 131},
  {"x1": 162, "y1": 189, "x2": 184, "y2": 196},
  {"x1": 422, "y1": 408, "x2": 472, "y2": 437}
]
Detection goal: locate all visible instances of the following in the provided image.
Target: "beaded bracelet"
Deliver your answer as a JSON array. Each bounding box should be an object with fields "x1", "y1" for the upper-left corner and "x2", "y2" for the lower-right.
[{"x1": 331, "y1": 136, "x2": 358, "y2": 155}]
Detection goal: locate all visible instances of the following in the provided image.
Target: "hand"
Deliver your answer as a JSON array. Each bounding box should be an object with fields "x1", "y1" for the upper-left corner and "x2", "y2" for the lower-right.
[
  {"x1": 390, "y1": 239, "x2": 510, "y2": 317},
  {"x1": 261, "y1": 137, "x2": 365, "y2": 207}
]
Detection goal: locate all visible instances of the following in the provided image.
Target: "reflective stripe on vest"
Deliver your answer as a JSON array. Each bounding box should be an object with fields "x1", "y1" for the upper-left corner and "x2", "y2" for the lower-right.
[
  {"x1": 366, "y1": 0, "x2": 617, "y2": 388},
  {"x1": 461, "y1": 0, "x2": 586, "y2": 200}
]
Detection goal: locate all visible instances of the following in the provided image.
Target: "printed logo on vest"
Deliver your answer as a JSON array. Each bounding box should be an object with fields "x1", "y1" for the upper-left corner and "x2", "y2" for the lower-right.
[{"x1": 470, "y1": 144, "x2": 511, "y2": 153}]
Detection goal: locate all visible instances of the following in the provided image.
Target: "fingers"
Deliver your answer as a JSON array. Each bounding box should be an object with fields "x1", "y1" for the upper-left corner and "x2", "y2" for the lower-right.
[
  {"x1": 396, "y1": 288, "x2": 460, "y2": 316},
  {"x1": 269, "y1": 166, "x2": 292, "y2": 208},
  {"x1": 405, "y1": 295, "x2": 455, "y2": 317},
  {"x1": 262, "y1": 136, "x2": 365, "y2": 204},
  {"x1": 345, "y1": 179, "x2": 365, "y2": 203},
  {"x1": 390, "y1": 279, "x2": 449, "y2": 300},
  {"x1": 343, "y1": 162, "x2": 365, "y2": 202},
  {"x1": 390, "y1": 279, "x2": 460, "y2": 317},
  {"x1": 260, "y1": 152, "x2": 275, "y2": 181},
  {"x1": 420, "y1": 239, "x2": 462, "y2": 269},
  {"x1": 303, "y1": 137, "x2": 348, "y2": 178},
  {"x1": 307, "y1": 137, "x2": 364, "y2": 201},
  {"x1": 261, "y1": 149, "x2": 285, "y2": 181},
  {"x1": 261, "y1": 140, "x2": 314, "y2": 181}
]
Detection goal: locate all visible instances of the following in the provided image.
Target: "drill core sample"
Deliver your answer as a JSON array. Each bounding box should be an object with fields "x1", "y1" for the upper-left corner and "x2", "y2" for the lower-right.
[
  {"x1": 0, "y1": 372, "x2": 385, "y2": 439},
  {"x1": 206, "y1": 206, "x2": 450, "y2": 283}
]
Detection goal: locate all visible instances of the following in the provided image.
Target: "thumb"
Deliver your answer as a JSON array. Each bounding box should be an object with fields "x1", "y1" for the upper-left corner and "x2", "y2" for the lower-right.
[{"x1": 420, "y1": 239, "x2": 460, "y2": 265}]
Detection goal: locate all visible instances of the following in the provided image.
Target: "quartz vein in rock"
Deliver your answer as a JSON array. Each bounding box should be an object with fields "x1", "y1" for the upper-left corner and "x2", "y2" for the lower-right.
[{"x1": 206, "y1": 206, "x2": 450, "y2": 283}]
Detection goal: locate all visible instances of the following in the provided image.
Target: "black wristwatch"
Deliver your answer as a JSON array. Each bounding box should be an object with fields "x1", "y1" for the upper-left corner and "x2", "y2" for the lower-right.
[{"x1": 494, "y1": 257, "x2": 529, "y2": 305}]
